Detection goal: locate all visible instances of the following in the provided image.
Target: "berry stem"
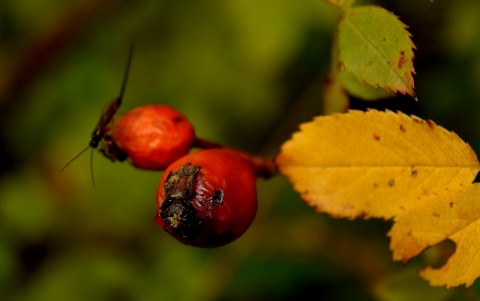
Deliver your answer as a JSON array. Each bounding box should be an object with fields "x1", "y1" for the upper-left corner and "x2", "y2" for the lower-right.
[
  {"x1": 193, "y1": 137, "x2": 278, "y2": 179},
  {"x1": 192, "y1": 137, "x2": 223, "y2": 149}
]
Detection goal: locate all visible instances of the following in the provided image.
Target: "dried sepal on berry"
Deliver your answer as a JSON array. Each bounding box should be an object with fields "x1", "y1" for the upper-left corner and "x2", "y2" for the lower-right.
[{"x1": 156, "y1": 149, "x2": 258, "y2": 248}]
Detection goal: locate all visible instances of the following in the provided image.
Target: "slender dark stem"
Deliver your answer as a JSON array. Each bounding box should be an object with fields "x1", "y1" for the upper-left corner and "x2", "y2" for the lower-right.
[
  {"x1": 192, "y1": 138, "x2": 223, "y2": 149},
  {"x1": 193, "y1": 137, "x2": 278, "y2": 179}
]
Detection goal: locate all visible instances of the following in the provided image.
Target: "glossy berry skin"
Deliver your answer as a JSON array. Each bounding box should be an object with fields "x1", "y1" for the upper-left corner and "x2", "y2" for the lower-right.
[
  {"x1": 112, "y1": 104, "x2": 195, "y2": 170},
  {"x1": 155, "y1": 149, "x2": 257, "y2": 248}
]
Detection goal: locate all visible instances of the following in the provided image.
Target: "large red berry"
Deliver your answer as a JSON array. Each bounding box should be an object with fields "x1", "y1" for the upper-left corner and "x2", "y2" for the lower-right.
[
  {"x1": 155, "y1": 149, "x2": 257, "y2": 248},
  {"x1": 112, "y1": 104, "x2": 195, "y2": 170}
]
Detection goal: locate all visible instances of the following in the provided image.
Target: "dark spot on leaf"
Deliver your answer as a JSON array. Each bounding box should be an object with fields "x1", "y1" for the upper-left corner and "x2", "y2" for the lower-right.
[
  {"x1": 407, "y1": 231, "x2": 412, "y2": 236},
  {"x1": 397, "y1": 51, "x2": 406, "y2": 68},
  {"x1": 388, "y1": 180, "x2": 395, "y2": 187},
  {"x1": 373, "y1": 182, "x2": 378, "y2": 188},
  {"x1": 382, "y1": 37, "x2": 387, "y2": 42},
  {"x1": 433, "y1": 212, "x2": 440, "y2": 218},
  {"x1": 449, "y1": 202, "x2": 453, "y2": 208},
  {"x1": 427, "y1": 119, "x2": 435, "y2": 129},
  {"x1": 358, "y1": 211, "x2": 369, "y2": 219},
  {"x1": 399, "y1": 124, "x2": 406, "y2": 132},
  {"x1": 373, "y1": 133, "x2": 380, "y2": 141},
  {"x1": 411, "y1": 170, "x2": 417, "y2": 178}
]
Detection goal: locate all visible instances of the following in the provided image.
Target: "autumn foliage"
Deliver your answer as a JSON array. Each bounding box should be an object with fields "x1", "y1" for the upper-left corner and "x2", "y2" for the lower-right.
[
  {"x1": 277, "y1": 110, "x2": 480, "y2": 288},
  {"x1": 277, "y1": 0, "x2": 480, "y2": 289}
]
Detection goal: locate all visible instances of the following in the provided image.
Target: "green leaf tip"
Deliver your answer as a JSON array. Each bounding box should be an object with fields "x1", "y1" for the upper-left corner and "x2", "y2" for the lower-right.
[{"x1": 337, "y1": 6, "x2": 416, "y2": 99}]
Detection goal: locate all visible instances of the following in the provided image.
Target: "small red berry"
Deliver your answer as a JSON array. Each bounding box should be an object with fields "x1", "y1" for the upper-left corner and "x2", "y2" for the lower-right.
[
  {"x1": 155, "y1": 149, "x2": 257, "y2": 248},
  {"x1": 112, "y1": 104, "x2": 195, "y2": 170}
]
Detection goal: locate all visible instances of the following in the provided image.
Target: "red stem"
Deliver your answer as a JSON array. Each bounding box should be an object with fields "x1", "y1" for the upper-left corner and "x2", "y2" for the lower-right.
[{"x1": 193, "y1": 137, "x2": 278, "y2": 179}]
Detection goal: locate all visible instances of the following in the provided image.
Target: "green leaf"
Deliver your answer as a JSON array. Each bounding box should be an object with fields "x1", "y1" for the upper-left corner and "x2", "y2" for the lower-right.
[
  {"x1": 337, "y1": 6, "x2": 416, "y2": 98},
  {"x1": 339, "y1": 69, "x2": 396, "y2": 100}
]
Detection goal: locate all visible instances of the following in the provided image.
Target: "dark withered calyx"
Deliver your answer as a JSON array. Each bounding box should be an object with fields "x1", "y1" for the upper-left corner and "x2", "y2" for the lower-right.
[
  {"x1": 99, "y1": 136, "x2": 128, "y2": 162},
  {"x1": 160, "y1": 163, "x2": 201, "y2": 240},
  {"x1": 160, "y1": 199, "x2": 199, "y2": 239}
]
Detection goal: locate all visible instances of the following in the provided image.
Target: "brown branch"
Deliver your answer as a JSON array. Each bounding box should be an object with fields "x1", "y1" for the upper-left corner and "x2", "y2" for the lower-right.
[{"x1": 193, "y1": 137, "x2": 278, "y2": 179}]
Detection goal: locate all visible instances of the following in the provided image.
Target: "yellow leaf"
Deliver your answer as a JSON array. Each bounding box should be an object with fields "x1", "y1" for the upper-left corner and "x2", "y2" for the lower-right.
[
  {"x1": 276, "y1": 110, "x2": 480, "y2": 287},
  {"x1": 390, "y1": 184, "x2": 480, "y2": 288},
  {"x1": 277, "y1": 110, "x2": 478, "y2": 219}
]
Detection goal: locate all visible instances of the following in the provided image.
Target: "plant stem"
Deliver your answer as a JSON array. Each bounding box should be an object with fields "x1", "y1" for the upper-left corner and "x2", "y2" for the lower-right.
[{"x1": 193, "y1": 137, "x2": 278, "y2": 179}]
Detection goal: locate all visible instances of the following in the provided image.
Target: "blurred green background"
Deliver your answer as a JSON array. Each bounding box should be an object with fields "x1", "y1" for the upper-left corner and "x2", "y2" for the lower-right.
[{"x1": 2, "y1": 0, "x2": 480, "y2": 300}]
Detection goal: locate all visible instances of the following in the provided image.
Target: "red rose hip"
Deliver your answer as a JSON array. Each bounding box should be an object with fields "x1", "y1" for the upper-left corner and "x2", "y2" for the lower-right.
[
  {"x1": 112, "y1": 104, "x2": 195, "y2": 170},
  {"x1": 155, "y1": 149, "x2": 258, "y2": 247}
]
